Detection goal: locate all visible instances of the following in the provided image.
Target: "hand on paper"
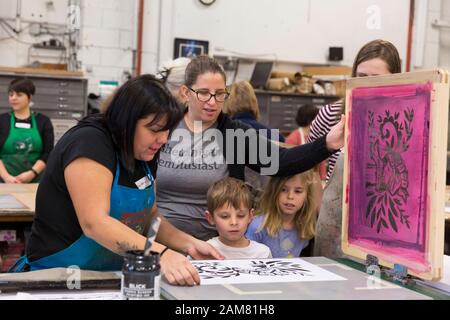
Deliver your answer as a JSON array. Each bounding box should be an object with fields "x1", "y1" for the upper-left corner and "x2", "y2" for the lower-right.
[
  {"x1": 160, "y1": 240, "x2": 224, "y2": 286},
  {"x1": 160, "y1": 248, "x2": 202, "y2": 286}
]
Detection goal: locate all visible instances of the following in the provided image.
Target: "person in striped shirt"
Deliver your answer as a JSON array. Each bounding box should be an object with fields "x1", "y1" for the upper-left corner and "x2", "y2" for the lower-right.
[
  {"x1": 312, "y1": 39, "x2": 402, "y2": 258},
  {"x1": 308, "y1": 39, "x2": 402, "y2": 184}
]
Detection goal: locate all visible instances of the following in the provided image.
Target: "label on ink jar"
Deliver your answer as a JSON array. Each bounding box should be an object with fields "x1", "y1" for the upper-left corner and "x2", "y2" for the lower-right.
[
  {"x1": 121, "y1": 273, "x2": 160, "y2": 300},
  {"x1": 121, "y1": 250, "x2": 161, "y2": 300}
]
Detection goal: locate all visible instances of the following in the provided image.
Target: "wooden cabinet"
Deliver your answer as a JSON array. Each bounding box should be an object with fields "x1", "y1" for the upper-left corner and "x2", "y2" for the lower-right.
[{"x1": 255, "y1": 90, "x2": 340, "y2": 134}]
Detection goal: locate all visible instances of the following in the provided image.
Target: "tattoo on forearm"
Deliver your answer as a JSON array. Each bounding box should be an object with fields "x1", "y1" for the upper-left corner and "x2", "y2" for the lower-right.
[{"x1": 116, "y1": 241, "x2": 140, "y2": 255}]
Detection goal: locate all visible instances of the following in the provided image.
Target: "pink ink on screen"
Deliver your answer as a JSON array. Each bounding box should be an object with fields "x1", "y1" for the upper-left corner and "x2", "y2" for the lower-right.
[{"x1": 347, "y1": 82, "x2": 432, "y2": 272}]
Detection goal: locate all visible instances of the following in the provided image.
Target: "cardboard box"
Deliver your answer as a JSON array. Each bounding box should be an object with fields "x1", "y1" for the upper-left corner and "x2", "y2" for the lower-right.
[{"x1": 303, "y1": 66, "x2": 352, "y2": 76}]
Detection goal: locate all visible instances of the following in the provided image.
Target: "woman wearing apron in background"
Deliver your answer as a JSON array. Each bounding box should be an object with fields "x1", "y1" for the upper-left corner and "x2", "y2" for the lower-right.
[{"x1": 0, "y1": 78, "x2": 54, "y2": 183}]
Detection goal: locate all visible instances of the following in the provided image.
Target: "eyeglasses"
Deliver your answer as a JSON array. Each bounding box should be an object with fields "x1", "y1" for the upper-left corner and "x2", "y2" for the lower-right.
[{"x1": 188, "y1": 87, "x2": 229, "y2": 102}]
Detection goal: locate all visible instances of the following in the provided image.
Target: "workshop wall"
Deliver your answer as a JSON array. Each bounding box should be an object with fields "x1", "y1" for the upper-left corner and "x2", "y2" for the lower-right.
[
  {"x1": 142, "y1": 0, "x2": 410, "y2": 73},
  {"x1": 0, "y1": 0, "x2": 136, "y2": 94},
  {"x1": 0, "y1": 0, "x2": 446, "y2": 95}
]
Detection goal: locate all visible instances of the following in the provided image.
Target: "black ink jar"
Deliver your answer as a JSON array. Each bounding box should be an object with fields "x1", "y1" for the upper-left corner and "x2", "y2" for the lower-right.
[{"x1": 121, "y1": 250, "x2": 160, "y2": 300}]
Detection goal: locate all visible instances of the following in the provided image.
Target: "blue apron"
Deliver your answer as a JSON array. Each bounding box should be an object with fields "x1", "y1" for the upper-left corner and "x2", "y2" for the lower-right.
[{"x1": 10, "y1": 160, "x2": 155, "y2": 272}]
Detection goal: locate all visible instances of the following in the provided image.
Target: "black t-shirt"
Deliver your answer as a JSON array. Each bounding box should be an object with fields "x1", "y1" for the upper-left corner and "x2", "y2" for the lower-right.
[
  {"x1": 26, "y1": 116, "x2": 158, "y2": 262},
  {"x1": 0, "y1": 112, "x2": 54, "y2": 162}
]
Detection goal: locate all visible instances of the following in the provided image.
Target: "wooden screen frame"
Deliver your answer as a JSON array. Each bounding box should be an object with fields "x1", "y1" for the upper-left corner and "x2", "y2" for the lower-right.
[{"x1": 342, "y1": 70, "x2": 449, "y2": 281}]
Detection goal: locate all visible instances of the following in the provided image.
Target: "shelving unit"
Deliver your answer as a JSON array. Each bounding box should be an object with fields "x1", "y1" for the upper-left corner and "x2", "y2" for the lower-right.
[{"x1": 255, "y1": 89, "x2": 340, "y2": 135}]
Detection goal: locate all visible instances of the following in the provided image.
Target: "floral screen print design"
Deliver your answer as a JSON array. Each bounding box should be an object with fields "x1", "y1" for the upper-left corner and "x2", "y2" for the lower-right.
[
  {"x1": 196, "y1": 260, "x2": 312, "y2": 279},
  {"x1": 191, "y1": 259, "x2": 346, "y2": 285},
  {"x1": 366, "y1": 108, "x2": 414, "y2": 233},
  {"x1": 347, "y1": 83, "x2": 431, "y2": 269}
]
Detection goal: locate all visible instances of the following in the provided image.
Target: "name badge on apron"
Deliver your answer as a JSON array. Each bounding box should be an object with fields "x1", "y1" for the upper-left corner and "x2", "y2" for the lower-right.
[
  {"x1": 15, "y1": 122, "x2": 31, "y2": 129},
  {"x1": 135, "y1": 175, "x2": 152, "y2": 190}
]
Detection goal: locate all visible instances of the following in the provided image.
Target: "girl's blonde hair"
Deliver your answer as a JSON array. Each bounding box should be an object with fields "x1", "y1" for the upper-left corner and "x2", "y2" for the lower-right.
[
  {"x1": 256, "y1": 170, "x2": 317, "y2": 240},
  {"x1": 223, "y1": 80, "x2": 260, "y2": 119}
]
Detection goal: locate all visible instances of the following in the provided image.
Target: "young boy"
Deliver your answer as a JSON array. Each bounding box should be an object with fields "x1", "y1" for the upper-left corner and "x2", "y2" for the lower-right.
[{"x1": 205, "y1": 177, "x2": 272, "y2": 259}]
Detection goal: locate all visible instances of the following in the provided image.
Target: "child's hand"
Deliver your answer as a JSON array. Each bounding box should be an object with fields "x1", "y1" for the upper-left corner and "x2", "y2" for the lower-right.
[
  {"x1": 186, "y1": 239, "x2": 224, "y2": 261},
  {"x1": 326, "y1": 115, "x2": 345, "y2": 151}
]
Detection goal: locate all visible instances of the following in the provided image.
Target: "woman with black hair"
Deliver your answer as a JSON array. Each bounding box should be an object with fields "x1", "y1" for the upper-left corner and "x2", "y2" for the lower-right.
[
  {"x1": 0, "y1": 78, "x2": 54, "y2": 183},
  {"x1": 10, "y1": 75, "x2": 223, "y2": 286}
]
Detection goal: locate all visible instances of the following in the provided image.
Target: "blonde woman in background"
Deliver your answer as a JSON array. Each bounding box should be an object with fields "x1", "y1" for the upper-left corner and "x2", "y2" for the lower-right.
[{"x1": 224, "y1": 80, "x2": 285, "y2": 143}]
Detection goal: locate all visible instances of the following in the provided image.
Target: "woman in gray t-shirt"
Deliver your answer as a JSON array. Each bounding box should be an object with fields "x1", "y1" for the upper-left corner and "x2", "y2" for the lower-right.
[{"x1": 157, "y1": 55, "x2": 345, "y2": 241}]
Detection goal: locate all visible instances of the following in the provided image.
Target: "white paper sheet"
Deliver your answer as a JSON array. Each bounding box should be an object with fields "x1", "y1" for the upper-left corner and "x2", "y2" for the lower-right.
[
  {"x1": 0, "y1": 194, "x2": 26, "y2": 209},
  {"x1": 192, "y1": 258, "x2": 346, "y2": 285}
]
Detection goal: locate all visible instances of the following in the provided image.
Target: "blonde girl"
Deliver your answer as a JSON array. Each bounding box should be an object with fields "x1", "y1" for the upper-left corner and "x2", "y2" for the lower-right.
[{"x1": 245, "y1": 170, "x2": 317, "y2": 257}]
